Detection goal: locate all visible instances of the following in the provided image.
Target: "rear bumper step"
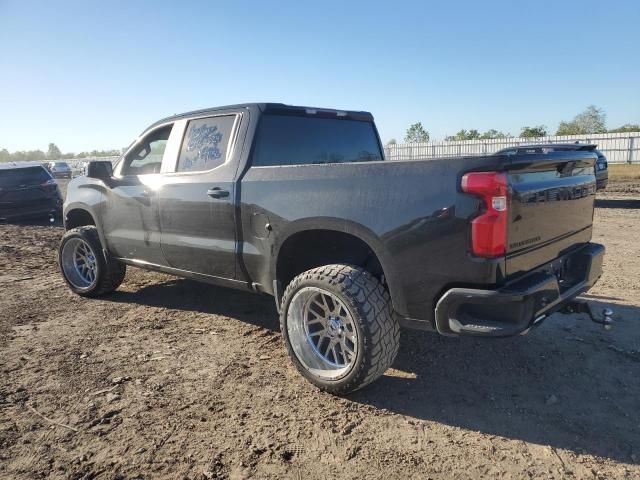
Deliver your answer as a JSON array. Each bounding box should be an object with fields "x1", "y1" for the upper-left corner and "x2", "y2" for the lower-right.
[{"x1": 435, "y1": 242, "x2": 605, "y2": 337}]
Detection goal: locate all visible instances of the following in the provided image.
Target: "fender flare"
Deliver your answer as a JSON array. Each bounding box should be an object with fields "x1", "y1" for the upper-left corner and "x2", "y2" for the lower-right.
[
  {"x1": 63, "y1": 202, "x2": 109, "y2": 257},
  {"x1": 271, "y1": 217, "x2": 408, "y2": 317}
]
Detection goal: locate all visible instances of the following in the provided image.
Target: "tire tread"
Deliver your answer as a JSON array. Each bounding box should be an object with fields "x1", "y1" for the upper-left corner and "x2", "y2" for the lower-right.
[
  {"x1": 280, "y1": 264, "x2": 400, "y2": 394},
  {"x1": 59, "y1": 226, "x2": 126, "y2": 297}
]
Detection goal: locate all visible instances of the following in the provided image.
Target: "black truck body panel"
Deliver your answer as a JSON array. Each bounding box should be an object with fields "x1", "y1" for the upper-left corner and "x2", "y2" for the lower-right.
[{"x1": 63, "y1": 103, "x2": 604, "y2": 336}]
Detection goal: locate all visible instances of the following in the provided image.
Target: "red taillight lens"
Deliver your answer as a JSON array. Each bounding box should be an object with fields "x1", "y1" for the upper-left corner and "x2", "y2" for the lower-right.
[{"x1": 461, "y1": 171, "x2": 508, "y2": 258}]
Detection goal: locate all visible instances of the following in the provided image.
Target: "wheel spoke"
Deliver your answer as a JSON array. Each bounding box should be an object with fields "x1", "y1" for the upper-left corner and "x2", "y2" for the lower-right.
[
  {"x1": 330, "y1": 345, "x2": 339, "y2": 364},
  {"x1": 62, "y1": 238, "x2": 101, "y2": 289},
  {"x1": 342, "y1": 338, "x2": 355, "y2": 355},
  {"x1": 288, "y1": 287, "x2": 359, "y2": 377},
  {"x1": 310, "y1": 300, "x2": 327, "y2": 316},
  {"x1": 319, "y1": 337, "x2": 331, "y2": 356},
  {"x1": 319, "y1": 293, "x2": 328, "y2": 309},
  {"x1": 307, "y1": 309, "x2": 326, "y2": 324},
  {"x1": 310, "y1": 328, "x2": 327, "y2": 340}
]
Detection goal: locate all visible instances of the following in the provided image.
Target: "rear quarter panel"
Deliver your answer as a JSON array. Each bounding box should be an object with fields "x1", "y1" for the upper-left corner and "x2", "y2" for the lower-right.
[{"x1": 239, "y1": 156, "x2": 505, "y2": 320}]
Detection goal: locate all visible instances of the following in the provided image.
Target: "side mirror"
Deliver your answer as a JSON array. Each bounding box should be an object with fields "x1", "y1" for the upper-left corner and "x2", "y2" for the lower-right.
[{"x1": 86, "y1": 161, "x2": 113, "y2": 180}]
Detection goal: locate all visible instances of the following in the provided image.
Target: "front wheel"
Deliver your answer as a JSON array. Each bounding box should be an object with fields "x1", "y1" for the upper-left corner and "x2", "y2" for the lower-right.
[
  {"x1": 58, "y1": 226, "x2": 126, "y2": 297},
  {"x1": 280, "y1": 264, "x2": 399, "y2": 395}
]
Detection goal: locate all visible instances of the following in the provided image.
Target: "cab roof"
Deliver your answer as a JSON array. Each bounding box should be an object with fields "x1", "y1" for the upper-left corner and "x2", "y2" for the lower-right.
[{"x1": 148, "y1": 103, "x2": 374, "y2": 130}]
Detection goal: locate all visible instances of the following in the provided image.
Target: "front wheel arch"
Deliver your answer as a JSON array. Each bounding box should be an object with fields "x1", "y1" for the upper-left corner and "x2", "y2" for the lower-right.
[{"x1": 64, "y1": 208, "x2": 96, "y2": 230}]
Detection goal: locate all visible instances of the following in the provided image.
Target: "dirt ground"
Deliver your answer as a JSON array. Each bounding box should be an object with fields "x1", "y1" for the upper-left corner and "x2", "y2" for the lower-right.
[{"x1": 1, "y1": 185, "x2": 639, "y2": 479}]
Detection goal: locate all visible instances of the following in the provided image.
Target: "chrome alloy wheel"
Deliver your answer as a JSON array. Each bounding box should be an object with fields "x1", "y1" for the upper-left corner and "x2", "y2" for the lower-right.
[
  {"x1": 60, "y1": 238, "x2": 98, "y2": 290},
  {"x1": 287, "y1": 287, "x2": 358, "y2": 380}
]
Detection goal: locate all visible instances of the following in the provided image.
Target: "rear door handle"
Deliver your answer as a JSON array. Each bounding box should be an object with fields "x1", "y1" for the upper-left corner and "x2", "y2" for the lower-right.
[{"x1": 207, "y1": 187, "x2": 229, "y2": 199}]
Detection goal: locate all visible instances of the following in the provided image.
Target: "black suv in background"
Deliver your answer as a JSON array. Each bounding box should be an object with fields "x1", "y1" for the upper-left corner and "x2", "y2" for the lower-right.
[
  {"x1": 45, "y1": 161, "x2": 73, "y2": 179},
  {"x1": 0, "y1": 163, "x2": 62, "y2": 221},
  {"x1": 495, "y1": 144, "x2": 608, "y2": 190}
]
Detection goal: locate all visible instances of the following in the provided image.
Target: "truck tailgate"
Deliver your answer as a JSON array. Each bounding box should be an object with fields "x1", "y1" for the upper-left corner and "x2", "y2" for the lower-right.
[{"x1": 505, "y1": 151, "x2": 597, "y2": 276}]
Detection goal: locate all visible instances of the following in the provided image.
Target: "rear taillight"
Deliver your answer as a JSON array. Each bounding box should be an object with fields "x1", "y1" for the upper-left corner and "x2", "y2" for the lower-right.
[{"x1": 461, "y1": 171, "x2": 508, "y2": 258}]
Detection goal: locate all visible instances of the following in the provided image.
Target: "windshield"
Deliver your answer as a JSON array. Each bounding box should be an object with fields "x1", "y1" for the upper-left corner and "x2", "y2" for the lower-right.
[{"x1": 0, "y1": 167, "x2": 52, "y2": 188}]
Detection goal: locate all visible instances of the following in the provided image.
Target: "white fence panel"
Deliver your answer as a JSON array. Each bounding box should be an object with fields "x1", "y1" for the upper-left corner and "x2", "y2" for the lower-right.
[{"x1": 384, "y1": 132, "x2": 640, "y2": 164}]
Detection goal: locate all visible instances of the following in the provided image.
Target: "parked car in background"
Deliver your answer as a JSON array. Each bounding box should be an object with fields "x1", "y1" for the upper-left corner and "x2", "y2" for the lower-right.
[
  {"x1": 495, "y1": 143, "x2": 608, "y2": 190},
  {"x1": 593, "y1": 150, "x2": 609, "y2": 189},
  {"x1": 78, "y1": 161, "x2": 89, "y2": 176},
  {"x1": 46, "y1": 161, "x2": 73, "y2": 179},
  {"x1": 0, "y1": 163, "x2": 62, "y2": 221}
]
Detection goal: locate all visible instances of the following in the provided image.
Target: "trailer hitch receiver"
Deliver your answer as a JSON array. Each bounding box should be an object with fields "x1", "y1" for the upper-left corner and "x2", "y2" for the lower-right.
[{"x1": 561, "y1": 300, "x2": 613, "y2": 330}]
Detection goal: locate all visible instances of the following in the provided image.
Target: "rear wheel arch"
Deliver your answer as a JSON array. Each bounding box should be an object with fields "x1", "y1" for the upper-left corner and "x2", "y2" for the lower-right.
[{"x1": 273, "y1": 225, "x2": 407, "y2": 316}]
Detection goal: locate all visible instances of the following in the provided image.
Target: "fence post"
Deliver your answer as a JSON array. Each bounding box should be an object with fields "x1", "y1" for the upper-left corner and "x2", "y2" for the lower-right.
[{"x1": 629, "y1": 136, "x2": 635, "y2": 164}]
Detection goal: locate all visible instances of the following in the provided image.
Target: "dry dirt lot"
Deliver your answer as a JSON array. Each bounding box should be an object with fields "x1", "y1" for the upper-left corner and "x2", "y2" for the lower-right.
[{"x1": 1, "y1": 185, "x2": 639, "y2": 479}]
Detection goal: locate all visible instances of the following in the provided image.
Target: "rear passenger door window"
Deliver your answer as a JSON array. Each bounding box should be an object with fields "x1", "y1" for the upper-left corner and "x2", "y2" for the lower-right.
[{"x1": 176, "y1": 115, "x2": 237, "y2": 172}]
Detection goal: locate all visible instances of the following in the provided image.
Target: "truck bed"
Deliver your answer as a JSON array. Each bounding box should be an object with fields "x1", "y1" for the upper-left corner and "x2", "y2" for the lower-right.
[{"x1": 239, "y1": 149, "x2": 598, "y2": 325}]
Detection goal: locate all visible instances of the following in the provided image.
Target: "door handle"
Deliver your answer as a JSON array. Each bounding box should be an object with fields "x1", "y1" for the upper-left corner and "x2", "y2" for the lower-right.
[{"x1": 207, "y1": 187, "x2": 230, "y2": 199}]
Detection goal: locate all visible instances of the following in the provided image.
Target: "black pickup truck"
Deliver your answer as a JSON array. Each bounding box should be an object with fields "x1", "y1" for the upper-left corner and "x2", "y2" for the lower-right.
[{"x1": 59, "y1": 103, "x2": 606, "y2": 394}]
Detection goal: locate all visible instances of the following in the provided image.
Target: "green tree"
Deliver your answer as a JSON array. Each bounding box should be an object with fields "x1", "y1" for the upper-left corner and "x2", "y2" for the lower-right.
[
  {"x1": 0, "y1": 148, "x2": 10, "y2": 162},
  {"x1": 556, "y1": 121, "x2": 583, "y2": 136},
  {"x1": 480, "y1": 129, "x2": 510, "y2": 139},
  {"x1": 608, "y1": 124, "x2": 640, "y2": 133},
  {"x1": 404, "y1": 123, "x2": 430, "y2": 143},
  {"x1": 520, "y1": 125, "x2": 548, "y2": 138},
  {"x1": 46, "y1": 143, "x2": 62, "y2": 159},
  {"x1": 445, "y1": 129, "x2": 480, "y2": 141},
  {"x1": 0, "y1": 145, "x2": 122, "y2": 162},
  {"x1": 386, "y1": 138, "x2": 397, "y2": 145},
  {"x1": 556, "y1": 105, "x2": 607, "y2": 135}
]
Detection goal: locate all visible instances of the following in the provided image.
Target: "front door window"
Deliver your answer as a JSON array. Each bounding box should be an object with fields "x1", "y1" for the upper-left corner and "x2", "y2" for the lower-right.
[{"x1": 121, "y1": 125, "x2": 173, "y2": 176}]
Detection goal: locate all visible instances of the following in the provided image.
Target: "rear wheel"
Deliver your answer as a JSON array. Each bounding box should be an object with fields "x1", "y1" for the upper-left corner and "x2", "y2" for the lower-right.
[
  {"x1": 59, "y1": 226, "x2": 126, "y2": 297},
  {"x1": 280, "y1": 264, "x2": 399, "y2": 395}
]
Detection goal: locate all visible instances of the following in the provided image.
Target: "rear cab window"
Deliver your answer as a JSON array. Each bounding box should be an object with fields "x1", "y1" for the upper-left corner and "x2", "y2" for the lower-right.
[
  {"x1": 0, "y1": 167, "x2": 52, "y2": 187},
  {"x1": 252, "y1": 114, "x2": 383, "y2": 167}
]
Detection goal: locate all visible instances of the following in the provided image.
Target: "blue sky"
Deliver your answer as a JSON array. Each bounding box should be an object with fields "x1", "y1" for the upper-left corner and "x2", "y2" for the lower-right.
[{"x1": 0, "y1": 0, "x2": 638, "y2": 152}]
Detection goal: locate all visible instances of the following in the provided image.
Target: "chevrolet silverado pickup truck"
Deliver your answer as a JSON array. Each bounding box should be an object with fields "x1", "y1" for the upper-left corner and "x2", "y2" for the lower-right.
[{"x1": 58, "y1": 103, "x2": 607, "y2": 394}]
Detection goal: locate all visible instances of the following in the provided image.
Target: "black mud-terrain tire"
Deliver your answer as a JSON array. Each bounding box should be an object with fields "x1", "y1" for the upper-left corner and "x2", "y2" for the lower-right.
[
  {"x1": 58, "y1": 226, "x2": 126, "y2": 297},
  {"x1": 280, "y1": 264, "x2": 400, "y2": 395}
]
